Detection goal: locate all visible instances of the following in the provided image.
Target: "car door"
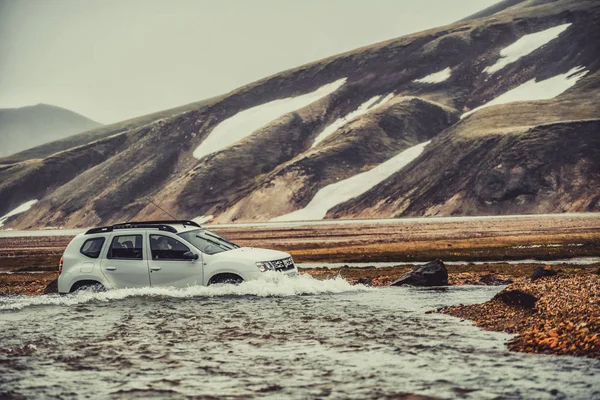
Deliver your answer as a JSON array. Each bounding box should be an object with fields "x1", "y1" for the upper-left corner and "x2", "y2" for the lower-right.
[
  {"x1": 147, "y1": 232, "x2": 203, "y2": 288},
  {"x1": 100, "y1": 231, "x2": 151, "y2": 289}
]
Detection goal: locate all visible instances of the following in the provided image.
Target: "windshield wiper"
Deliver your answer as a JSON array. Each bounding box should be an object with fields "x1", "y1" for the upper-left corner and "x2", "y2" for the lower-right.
[
  {"x1": 196, "y1": 235, "x2": 232, "y2": 251},
  {"x1": 204, "y1": 232, "x2": 240, "y2": 249}
]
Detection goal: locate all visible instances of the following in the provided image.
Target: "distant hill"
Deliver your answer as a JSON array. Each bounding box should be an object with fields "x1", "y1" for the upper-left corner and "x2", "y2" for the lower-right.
[
  {"x1": 0, "y1": 98, "x2": 218, "y2": 165},
  {"x1": 0, "y1": 104, "x2": 101, "y2": 158},
  {"x1": 0, "y1": 0, "x2": 599, "y2": 229}
]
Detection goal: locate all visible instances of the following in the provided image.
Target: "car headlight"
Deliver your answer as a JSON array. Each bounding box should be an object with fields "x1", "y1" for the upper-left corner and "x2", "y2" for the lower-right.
[{"x1": 256, "y1": 261, "x2": 275, "y2": 272}]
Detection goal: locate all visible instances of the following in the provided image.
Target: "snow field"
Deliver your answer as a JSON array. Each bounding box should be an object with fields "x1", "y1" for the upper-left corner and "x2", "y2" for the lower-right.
[
  {"x1": 0, "y1": 200, "x2": 38, "y2": 227},
  {"x1": 312, "y1": 93, "x2": 395, "y2": 148},
  {"x1": 413, "y1": 67, "x2": 452, "y2": 84},
  {"x1": 272, "y1": 141, "x2": 431, "y2": 221},
  {"x1": 484, "y1": 23, "x2": 572, "y2": 74},
  {"x1": 193, "y1": 78, "x2": 347, "y2": 160},
  {"x1": 462, "y1": 66, "x2": 588, "y2": 119}
]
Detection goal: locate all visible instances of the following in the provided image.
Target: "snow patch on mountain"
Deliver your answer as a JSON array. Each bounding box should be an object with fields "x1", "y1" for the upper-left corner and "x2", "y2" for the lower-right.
[
  {"x1": 271, "y1": 141, "x2": 430, "y2": 222},
  {"x1": 0, "y1": 200, "x2": 38, "y2": 227},
  {"x1": 193, "y1": 78, "x2": 347, "y2": 160},
  {"x1": 413, "y1": 67, "x2": 452, "y2": 84},
  {"x1": 484, "y1": 23, "x2": 572, "y2": 74},
  {"x1": 462, "y1": 66, "x2": 588, "y2": 119},
  {"x1": 311, "y1": 93, "x2": 395, "y2": 148}
]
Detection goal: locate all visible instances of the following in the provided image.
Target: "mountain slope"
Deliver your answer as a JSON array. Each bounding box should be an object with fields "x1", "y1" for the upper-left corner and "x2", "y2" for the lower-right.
[
  {"x1": 0, "y1": 0, "x2": 599, "y2": 228},
  {"x1": 329, "y1": 84, "x2": 600, "y2": 218},
  {"x1": 0, "y1": 104, "x2": 101, "y2": 158}
]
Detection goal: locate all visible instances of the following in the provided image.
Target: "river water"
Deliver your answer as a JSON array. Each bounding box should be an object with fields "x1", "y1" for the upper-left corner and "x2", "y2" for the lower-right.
[{"x1": 1, "y1": 273, "x2": 599, "y2": 399}]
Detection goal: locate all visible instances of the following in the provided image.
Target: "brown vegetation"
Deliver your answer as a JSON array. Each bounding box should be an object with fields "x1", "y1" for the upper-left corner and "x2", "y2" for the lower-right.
[{"x1": 0, "y1": 272, "x2": 58, "y2": 296}]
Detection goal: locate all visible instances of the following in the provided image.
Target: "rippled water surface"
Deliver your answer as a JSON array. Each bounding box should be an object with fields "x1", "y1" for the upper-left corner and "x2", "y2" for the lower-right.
[{"x1": 1, "y1": 274, "x2": 599, "y2": 399}]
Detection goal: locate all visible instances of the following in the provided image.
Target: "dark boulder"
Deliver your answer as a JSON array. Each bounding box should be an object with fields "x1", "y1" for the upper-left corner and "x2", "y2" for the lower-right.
[
  {"x1": 390, "y1": 260, "x2": 448, "y2": 287},
  {"x1": 355, "y1": 277, "x2": 373, "y2": 286},
  {"x1": 479, "y1": 273, "x2": 512, "y2": 285},
  {"x1": 43, "y1": 279, "x2": 58, "y2": 294},
  {"x1": 531, "y1": 266, "x2": 558, "y2": 281},
  {"x1": 0, "y1": 391, "x2": 27, "y2": 400},
  {"x1": 493, "y1": 289, "x2": 538, "y2": 309}
]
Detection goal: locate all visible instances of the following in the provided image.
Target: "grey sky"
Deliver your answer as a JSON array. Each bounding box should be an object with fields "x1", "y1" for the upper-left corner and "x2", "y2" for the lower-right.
[{"x1": 0, "y1": 0, "x2": 499, "y2": 124}]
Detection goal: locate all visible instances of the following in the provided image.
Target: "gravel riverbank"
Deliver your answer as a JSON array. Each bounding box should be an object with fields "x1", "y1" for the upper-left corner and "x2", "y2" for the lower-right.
[{"x1": 440, "y1": 274, "x2": 600, "y2": 359}]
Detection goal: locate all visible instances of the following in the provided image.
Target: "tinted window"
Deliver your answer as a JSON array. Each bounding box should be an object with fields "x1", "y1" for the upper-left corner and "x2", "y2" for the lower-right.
[
  {"x1": 80, "y1": 238, "x2": 105, "y2": 259},
  {"x1": 107, "y1": 235, "x2": 143, "y2": 260},
  {"x1": 150, "y1": 235, "x2": 191, "y2": 260}
]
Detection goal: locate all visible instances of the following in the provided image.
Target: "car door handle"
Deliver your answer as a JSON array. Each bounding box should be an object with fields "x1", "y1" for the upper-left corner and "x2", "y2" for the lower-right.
[
  {"x1": 105, "y1": 266, "x2": 117, "y2": 271},
  {"x1": 150, "y1": 266, "x2": 161, "y2": 271}
]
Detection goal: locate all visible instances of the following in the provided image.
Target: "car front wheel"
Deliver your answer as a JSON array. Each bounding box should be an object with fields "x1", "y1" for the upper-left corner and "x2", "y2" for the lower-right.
[{"x1": 208, "y1": 273, "x2": 243, "y2": 285}]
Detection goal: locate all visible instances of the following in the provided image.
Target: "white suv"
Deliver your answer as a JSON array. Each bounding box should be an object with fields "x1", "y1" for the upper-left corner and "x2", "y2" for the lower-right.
[{"x1": 57, "y1": 220, "x2": 297, "y2": 293}]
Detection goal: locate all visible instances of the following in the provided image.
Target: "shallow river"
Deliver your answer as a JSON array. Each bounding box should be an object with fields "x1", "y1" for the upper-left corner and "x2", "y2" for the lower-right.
[{"x1": 1, "y1": 274, "x2": 599, "y2": 399}]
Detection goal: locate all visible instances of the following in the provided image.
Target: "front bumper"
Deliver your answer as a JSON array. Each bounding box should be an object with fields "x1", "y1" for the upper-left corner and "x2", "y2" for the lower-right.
[{"x1": 281, "y1": 267, "x2": 298, "y2": 277}]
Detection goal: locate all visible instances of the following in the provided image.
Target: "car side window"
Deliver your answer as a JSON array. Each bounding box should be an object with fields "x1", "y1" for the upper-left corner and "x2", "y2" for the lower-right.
[
  {"x1": 80, "y1": 237, "x2": 105, "y2": 259},
  {"x1": 107, "y1": 235, "x2": 143, "y2": 260},
  {"x1": 150, "y1": 234, "x2": 190, "y2": 260}
]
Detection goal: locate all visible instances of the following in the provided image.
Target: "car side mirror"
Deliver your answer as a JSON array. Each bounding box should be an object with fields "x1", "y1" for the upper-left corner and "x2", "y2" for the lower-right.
[{"x1": 183, "y1": 251, "x2": 199, "y2": 261}]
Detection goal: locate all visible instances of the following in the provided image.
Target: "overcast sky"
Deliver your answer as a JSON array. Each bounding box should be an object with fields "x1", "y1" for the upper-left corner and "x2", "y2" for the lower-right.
[{"x1": 0, "y1": 0, "x2": 499, "y2": 124}]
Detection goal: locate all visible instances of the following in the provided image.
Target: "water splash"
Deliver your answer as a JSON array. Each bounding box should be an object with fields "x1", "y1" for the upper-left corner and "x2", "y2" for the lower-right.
[{"x1": 0, "y1": 273, "x2": 370, "y2": 311}]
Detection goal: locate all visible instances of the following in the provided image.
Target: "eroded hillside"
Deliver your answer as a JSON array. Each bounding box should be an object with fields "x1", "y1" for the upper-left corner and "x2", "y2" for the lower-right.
[{"x1": 1, "y1": 0, "x2": 599, "y2": 228}]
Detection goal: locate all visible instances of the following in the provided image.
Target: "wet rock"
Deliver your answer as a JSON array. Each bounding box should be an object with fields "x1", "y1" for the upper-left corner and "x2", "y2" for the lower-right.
[
  {"x1": 531, "y1": 266, "x2": 557, "y2": 281},
  {"x1": 595, "y1": 268, "x2": 600, "y2": 275},
  {"x1": 43, "y1": 278, "x2": 58, "y2": 294},
  {"x1": 356, "y1": 277, "x2": 372, "y2": 286},
  {"x1": 390, "y1": 260, "x2": 448, "y2": 287},
  {"x1": 479, "y1": 273, "x2": 512, "y2": 285},
  {"x1": 493, "y1": 289, "x2": 538, "y2": 309},
  {"x1": 0, "y1": 391, "x2": 27, "y2": 400}
]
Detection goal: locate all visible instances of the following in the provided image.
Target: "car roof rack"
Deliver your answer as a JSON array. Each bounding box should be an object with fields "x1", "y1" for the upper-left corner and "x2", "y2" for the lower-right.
[
  {"x1": 120, "y1": 220, "x2": 201, "y2": 228},
  {"x1": 84, "y1": 220, "x2": 200, "y2": 235},
  {"x1": 85, "y1": 226, "x2": 113, "y2": 235}
]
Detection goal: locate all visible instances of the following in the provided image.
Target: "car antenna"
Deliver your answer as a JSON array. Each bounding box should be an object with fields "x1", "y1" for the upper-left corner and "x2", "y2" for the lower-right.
[{"x1": 145, "y1": 197, "x2": 183, "y2": 225}]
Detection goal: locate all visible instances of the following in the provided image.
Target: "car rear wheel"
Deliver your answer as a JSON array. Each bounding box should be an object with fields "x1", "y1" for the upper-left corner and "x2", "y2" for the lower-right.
[{"x1": 70, "y1": 281, "x2": 106, "y2": 293}]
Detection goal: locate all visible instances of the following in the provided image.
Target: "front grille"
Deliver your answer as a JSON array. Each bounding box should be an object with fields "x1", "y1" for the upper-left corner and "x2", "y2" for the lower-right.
[{"x1": 273, "y1": 257, "x2": 295, "y2": 271}]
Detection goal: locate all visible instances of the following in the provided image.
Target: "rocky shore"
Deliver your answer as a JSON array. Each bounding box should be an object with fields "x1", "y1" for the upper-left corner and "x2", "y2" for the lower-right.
[
  {"x1": 440, "y1": 273, "x2": 600, "y2": 359},
  {"x1": 0, "y1": 272, "x2": 58, "y2": 296},
  {"x1": 301, "y1": 262, "x2": 598, "y2": 287}
]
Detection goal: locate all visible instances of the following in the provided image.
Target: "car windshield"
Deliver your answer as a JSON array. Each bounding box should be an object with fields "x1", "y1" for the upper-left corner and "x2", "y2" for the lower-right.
[{"x1": 178, "y1": 229, "x2": 240, "y2": 255}]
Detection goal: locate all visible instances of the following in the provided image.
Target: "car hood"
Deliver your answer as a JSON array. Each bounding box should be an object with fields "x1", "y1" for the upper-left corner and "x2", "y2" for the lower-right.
[{"x1": 212, "y1": 247, "x2": 291, "y2": 262}]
